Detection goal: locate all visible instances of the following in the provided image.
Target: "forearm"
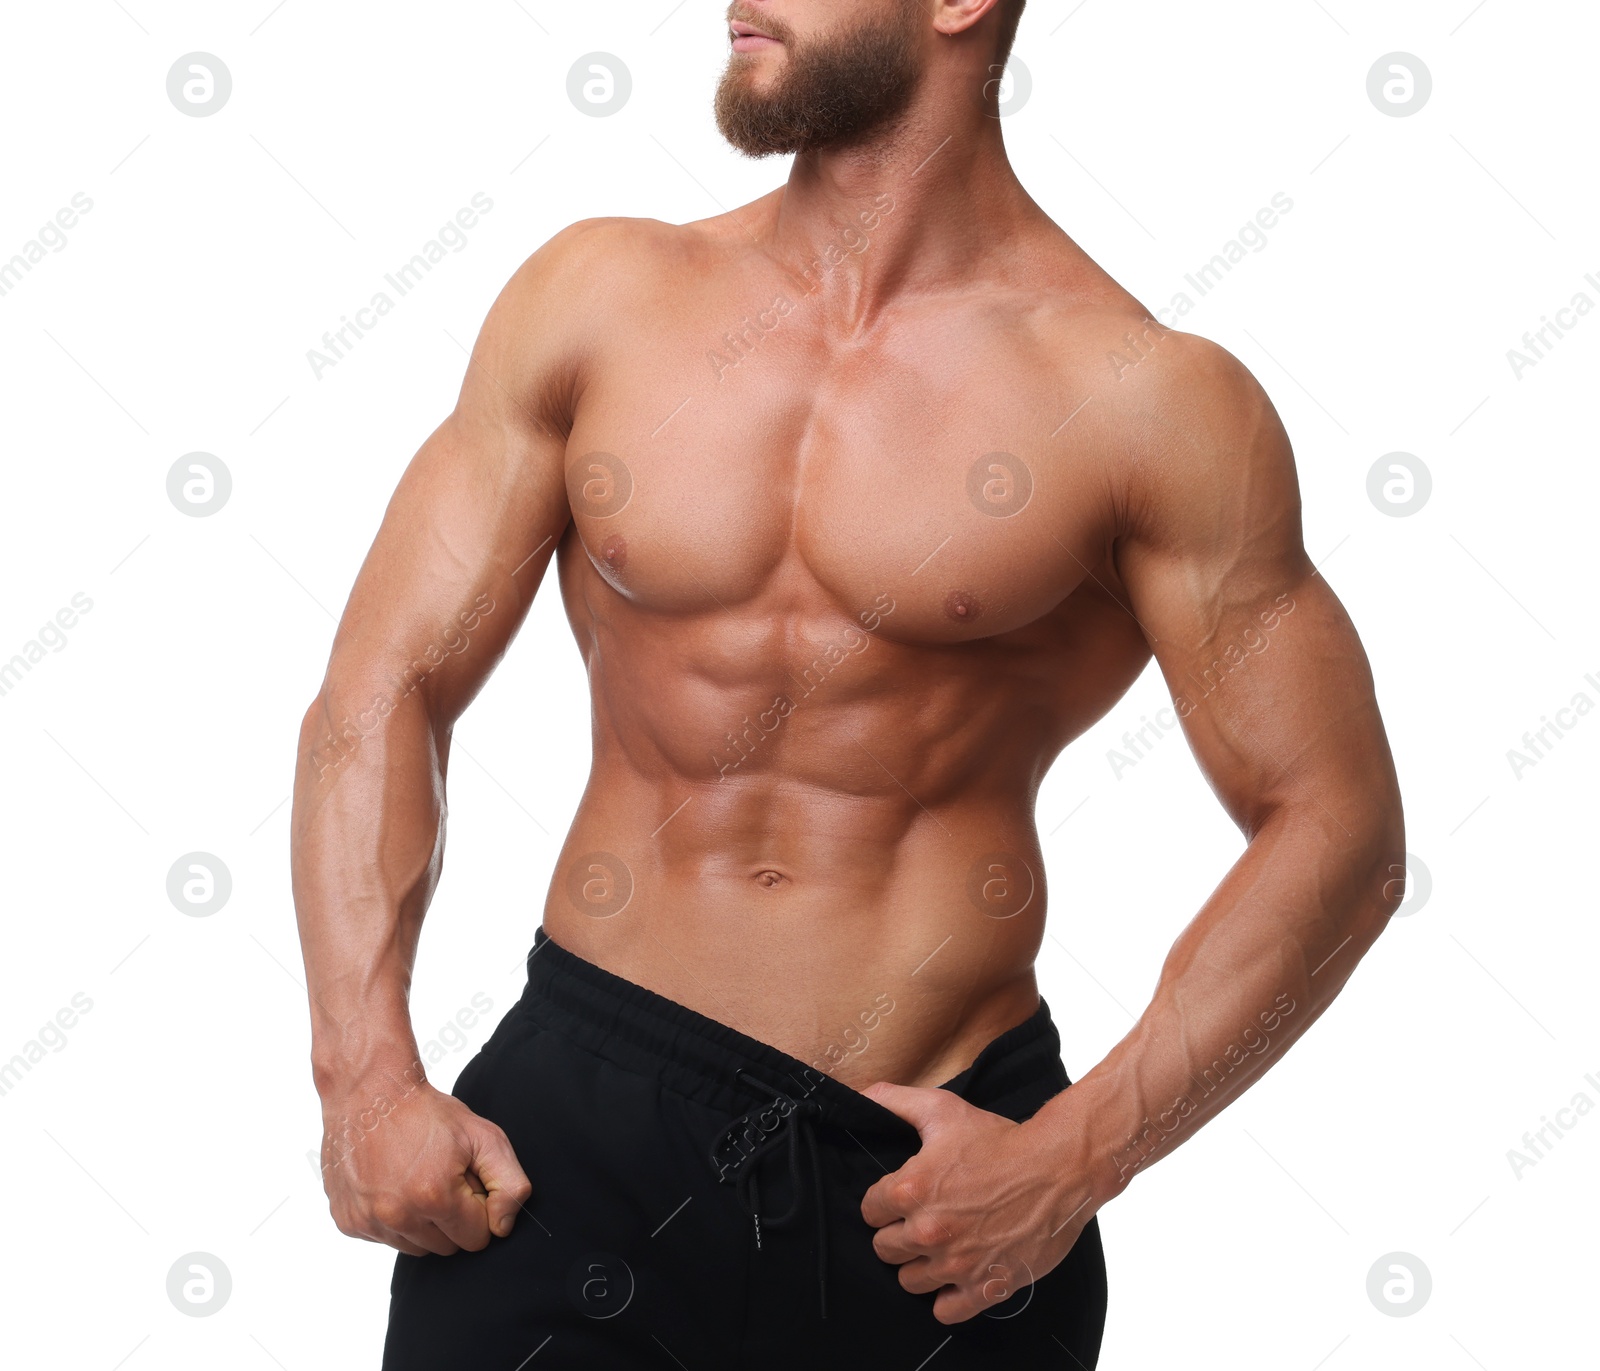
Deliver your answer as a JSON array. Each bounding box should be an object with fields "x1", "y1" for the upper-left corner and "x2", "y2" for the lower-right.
[
  {"x1": 290, "y1": 674, "x2": 449, "y2": 1097},
  {"x1": 1031, "y1": 801, "x2": 1403, "y2": 1208}
]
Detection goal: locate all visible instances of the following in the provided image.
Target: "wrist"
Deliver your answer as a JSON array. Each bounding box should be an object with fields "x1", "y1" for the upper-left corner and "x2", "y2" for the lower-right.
[
  {"x1": 311, "y1": 1021, "x2": 424, "y2": 1102},
  {"x1": 316, "y1": 1059, "x2": 434, "y2": 1175},
  {"x1": 1024, "y1": 1071, "x2": 1142, "y2": 1214}
]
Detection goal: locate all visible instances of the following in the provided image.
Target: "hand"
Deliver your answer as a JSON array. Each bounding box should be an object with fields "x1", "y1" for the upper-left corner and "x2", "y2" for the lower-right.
[
  {"x1": 319, "y1": 1075, "x2": 533, "y2": 1257},
  {"x1": 859, "y1": 1082, "x2": 1098, "y2": 1324}
]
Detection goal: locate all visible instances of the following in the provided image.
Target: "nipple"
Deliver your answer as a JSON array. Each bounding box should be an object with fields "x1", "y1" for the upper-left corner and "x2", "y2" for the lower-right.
[{"x1": 944, "y1": 589, "x2": 982, "y2": 623}]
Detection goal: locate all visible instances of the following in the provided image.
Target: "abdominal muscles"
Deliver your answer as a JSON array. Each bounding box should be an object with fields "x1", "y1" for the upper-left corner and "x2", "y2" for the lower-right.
[{"x1": 538, "y1": 544, "x2": 1150, "y2": 1085}]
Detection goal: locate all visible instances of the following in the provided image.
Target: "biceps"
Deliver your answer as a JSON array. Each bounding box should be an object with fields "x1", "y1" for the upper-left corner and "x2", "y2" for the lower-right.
[
  {"x1": 1146, "y1": 571, "x2": 1393, "y2": 836},
  {"x1": 322, "y1": 409, "x2": 569, "y2": 727}
]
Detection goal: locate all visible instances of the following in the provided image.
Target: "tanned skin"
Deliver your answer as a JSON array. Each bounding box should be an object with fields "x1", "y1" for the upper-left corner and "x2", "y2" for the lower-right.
[{"x1": 291, "y1": 0, "x2": 1404, "y2": 1327}]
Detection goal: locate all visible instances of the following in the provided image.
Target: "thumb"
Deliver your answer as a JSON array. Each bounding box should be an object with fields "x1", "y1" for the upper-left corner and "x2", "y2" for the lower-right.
[
  {"x1": 467, "y1": 1121, "x2": 533, "y2": 1238},
  {"x1": 863, "y1": 1081, "x2": 956, "y2": 1139}
]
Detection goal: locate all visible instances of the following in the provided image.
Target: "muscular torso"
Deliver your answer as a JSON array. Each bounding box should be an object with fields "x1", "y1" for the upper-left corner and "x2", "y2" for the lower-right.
[{"x1": 538, "y1": 196, "x2": 1157, "y2": 1088}]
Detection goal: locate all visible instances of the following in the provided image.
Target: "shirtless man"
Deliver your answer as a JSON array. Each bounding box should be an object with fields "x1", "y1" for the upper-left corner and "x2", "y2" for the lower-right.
[{"x1": 290, "y1": 1, "x2": 1405, "y2": 1365}]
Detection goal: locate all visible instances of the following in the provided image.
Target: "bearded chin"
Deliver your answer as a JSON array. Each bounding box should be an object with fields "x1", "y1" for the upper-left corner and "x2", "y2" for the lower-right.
[{"x1": 714, "y1": 14, "x2": 921, "y2": 157}]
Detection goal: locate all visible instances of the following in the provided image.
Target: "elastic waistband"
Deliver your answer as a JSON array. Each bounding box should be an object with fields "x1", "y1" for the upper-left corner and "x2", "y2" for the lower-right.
[{"x1": 519, "y1": 926, "x2": 1066, "y2": 1144}]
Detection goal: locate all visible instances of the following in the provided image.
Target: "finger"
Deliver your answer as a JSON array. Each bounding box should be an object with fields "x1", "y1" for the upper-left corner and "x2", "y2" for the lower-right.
[
  {"x1": 469, "y1": 1121, "x2": 534, "y2": 1238},
  {"x1": 426, "y1": 1175, "x2": 495, "y2": 1253},
  {"x1": 861, "y1": 1172, "x2": 910, "y2": 1228},
  {"x1": 357, "y1": 1225, "x2": 432, "y2": 1259},
  {"x1": 361, "y1": 1191, "x2": 466, "y2": 1257},
  {"x1": 934, "y1": 1285, "x2": 984, "y2": 1324},
  {"x1": 387, "y1": 1199, "x2": 465, "y2": 1256},
  {"x1": 862, "y1": 1081, "x2": 957, "y2": 1139},
  {"x1": 896, "y1": 1257, "x2": 944, "y2": 1296},
  {"x1": 400, "y1": 1229, "x2": 457, "y2": 1257},
  {"x1": 870, "y1": 1220, "x2": 920, "y2": 1264},
  {"x1": 374, "y1": 1215, "x2": 459, "y2": 1258}
]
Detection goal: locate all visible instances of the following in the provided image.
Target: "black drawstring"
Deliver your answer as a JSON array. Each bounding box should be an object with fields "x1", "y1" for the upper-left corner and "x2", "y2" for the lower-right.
[{"x1": 708, "y1": 1068, "x2": 830, "y2": 1320}]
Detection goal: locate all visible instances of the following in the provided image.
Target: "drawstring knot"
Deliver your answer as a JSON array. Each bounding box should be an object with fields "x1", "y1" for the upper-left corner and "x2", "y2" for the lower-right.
[{"x1": 708, "y1": 1068, "x2": 830, "y2": 1320}]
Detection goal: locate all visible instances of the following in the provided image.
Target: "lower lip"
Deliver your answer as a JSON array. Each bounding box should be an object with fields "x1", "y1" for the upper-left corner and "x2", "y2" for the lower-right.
[{"x1": 731, "y1": 34, "x2": 780, "y2": 52}]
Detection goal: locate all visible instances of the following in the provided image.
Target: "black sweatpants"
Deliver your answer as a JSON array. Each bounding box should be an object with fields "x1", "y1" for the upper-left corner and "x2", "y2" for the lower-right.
[{"x1": 382, "y1": 928, "x2": 1108, "y2": 1369}]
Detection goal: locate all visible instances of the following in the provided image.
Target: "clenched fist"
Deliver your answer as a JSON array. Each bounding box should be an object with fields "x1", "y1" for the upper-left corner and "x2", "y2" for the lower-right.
[{"x1": 319, "y1": 1073, "x2": 532, "y2": 1258}]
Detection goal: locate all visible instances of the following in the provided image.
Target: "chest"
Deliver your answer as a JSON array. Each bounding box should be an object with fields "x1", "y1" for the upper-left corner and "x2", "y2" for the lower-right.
[{"x1": 561, "y1": 302, "x2": 1116, "y2": 644}]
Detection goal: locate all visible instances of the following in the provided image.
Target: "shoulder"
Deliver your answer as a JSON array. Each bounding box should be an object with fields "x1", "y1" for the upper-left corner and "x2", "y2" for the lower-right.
[
  {"x1": 496, "y1": 215, "x2": 683, "y2": 312},
  {"x1": 1005, "y1": 229, "x2": 1279, "y2": 449},
  {"x1": 1005, "y1": 276, "x2": 1298, "y2": 535},
  {"x1": 1114, "y1": 328, "x2": 1277, "y2": 439},
  {"x1": 470, "y1": 215, "x2": 713, "y2": 419},
  {"x1": 1084, "y1": 324, "x2": 1302, "y2": 550},
  {"x1": 490, "y1": 210, "x2": 754, "y2": 338}
]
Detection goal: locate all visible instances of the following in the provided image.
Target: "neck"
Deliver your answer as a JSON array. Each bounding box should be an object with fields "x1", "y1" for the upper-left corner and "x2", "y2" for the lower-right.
[{"x1": 765, "y1": 82, "x2": 1038, "y2": 327}]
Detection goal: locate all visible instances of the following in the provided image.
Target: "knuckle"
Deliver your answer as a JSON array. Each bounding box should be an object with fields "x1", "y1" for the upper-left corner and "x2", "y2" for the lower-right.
[
  {"x1": 369, "y1": 1197, "x2": 408, "y2": 1231},
  {"x1": 891, "y1": 1176, "x2": 924, "y2": 1210},
  {"x1": 408, "y1": 1178, "x2": 447, "y2": 1212}
]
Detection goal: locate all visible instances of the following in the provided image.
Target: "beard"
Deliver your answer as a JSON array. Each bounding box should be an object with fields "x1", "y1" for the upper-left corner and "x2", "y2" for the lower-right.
[{"x1": 715, "y1": 5, "x2": 922, "y2": 157}]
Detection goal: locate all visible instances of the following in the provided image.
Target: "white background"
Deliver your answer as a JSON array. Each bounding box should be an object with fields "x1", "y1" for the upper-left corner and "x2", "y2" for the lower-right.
[{"x1": 1, "y1": 1, "x2": 1595, "y2": 1367}]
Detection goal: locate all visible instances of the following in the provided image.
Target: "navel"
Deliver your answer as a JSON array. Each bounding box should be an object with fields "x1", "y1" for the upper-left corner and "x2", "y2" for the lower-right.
[{"x1": 944, "y1": 589, "x2": 983, "y2": 623}]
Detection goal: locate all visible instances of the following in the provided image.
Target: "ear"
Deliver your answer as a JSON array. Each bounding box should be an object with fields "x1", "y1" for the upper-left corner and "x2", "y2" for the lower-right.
[{"x1": 929, "y1": 0, "x2": 1005, "y2": 40}]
